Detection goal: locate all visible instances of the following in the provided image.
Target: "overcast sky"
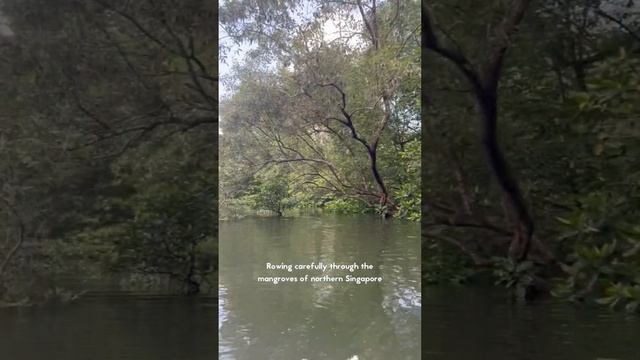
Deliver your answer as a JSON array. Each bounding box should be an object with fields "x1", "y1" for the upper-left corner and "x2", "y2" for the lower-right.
[
  {"x1": 0, "y1": 11, "x2": 14, "y2": 37},
  {"x1": 218, "y1": 3, "x2": 364, "y2": 102}
]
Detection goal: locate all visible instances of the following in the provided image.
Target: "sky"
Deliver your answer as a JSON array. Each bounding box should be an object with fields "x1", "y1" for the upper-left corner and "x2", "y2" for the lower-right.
[
  {"x1": 218, "y1": 23, "x2": 250, "y2": 101},
  {"x1": 0, "y1": 11, "x2": 14, "y2": 37},
  {"x1": 218, "y1": 2, "x2": 365, "y2": 101}
]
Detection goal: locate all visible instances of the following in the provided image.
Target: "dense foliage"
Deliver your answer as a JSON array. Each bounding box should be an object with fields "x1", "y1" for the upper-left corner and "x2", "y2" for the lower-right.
[
  {"x1": 219, "y1": 0, "x2": 421, "y2": 220},
  {"x1": 423, "y1": 0, "x2": 640, "y2": 310},
  {"x1": 0, "y1": 0, "x2": 216, "y2": 304}
]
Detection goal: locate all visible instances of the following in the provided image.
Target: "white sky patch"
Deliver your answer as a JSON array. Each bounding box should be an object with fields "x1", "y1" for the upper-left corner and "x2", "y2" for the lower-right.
[
  {"x1": 322, "y1": 9, "x2": 366, "y2": 50},
  {"x1": 219, "y1": 22, "x2": 256, "y2": 101},
  {"x1": 322, "y1": 16, "x2": 341, "y2": 41},
  {"x1": 0, "y1": 12, "x2": 14, "y2": 37},
  {"x1": 321, "y1": 11, "x2": 366, "y2": 50},
  {"x1": 220, "y1": 4, "x2": 367, "y2": 99}
]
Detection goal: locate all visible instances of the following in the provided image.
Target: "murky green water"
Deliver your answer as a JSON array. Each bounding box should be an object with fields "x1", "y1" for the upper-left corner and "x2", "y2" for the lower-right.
[
  {"x1": 3, "y1": 215, "x2": 637, "y2": 360},
  {"x1": 0, "y1": 295, "x2": 216, "y2": 360},
  {"x1": 422, "y1": 287, "x2": 640, "y2": 359},
  {"x1": 219, "y1": 215, "x2": 422, "y2": 360}
]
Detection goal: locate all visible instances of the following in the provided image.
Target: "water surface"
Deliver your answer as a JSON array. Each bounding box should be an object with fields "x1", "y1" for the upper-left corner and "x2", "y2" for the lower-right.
[
  {"x1": 4, "y1": 215, "x2": 636, "y2": 360},
  {"x1": 0, "y1": 295, "x2": 216, "y2": 360},
  {"x1": 422, "y1": 287, "x2": 640, "y2": 359},
  {"x1": 219, "y1": 215, "x2": 422, "y2": 360}
]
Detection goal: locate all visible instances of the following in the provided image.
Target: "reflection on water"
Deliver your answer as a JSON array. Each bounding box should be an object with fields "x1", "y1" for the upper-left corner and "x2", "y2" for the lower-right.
[
  {"x1": 219, "y1": 215, "x2": 421, "y2": 360},
  {"x1": 422, "y1": 287, "x2": 640, "y2": 360},
  {"x1": 0, "y1": 296, "x2": 216, "y2": 360}
]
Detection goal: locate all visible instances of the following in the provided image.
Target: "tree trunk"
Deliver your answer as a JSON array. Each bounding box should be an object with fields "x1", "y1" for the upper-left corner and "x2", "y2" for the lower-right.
[
  {"x1": 185, "y1": 278, "x2": 200, "y2": 295},
  {"x1": 423, "y1": 0, "x2": 537, "y2": 262},
  {"x1": 185, "y1": 240, "x2": 200, "y2": 295},
  {"x1": 368, "y1": 147, "x2": 393, "y2": 217},
  {"x1": 476, "y1": 88, "x2": 534, "y2": 261}
]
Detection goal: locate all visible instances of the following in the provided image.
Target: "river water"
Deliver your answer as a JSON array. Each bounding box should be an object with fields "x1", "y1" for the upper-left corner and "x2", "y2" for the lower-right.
[
  {"x1": 219, "y1": 215, "x2": 422, "y2": 360},
  {"x1": 2, "y1": 215, "x2": 639, "y2": 359},
  {"x1": 422, "y1": 287, "x2": 640, "y2": 359},
  {"x1": 0, "y1": 295, "x2": 217, "y2": 360}
]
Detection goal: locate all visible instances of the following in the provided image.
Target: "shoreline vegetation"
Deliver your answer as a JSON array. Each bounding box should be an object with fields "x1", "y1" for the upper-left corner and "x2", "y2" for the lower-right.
[
  {"x1": 1, "y1": 0, "x2": 217, "y2": 305},
  {"x1": 2, "y1": 0, "x2": 639, "y2": 318},
  {"x1": 219, "y1": 0, "x2": 421, "y2": 222},
  {"x1": 423, "y1": 0, "x2": 640, "y2": 312},
  {"x1": 219, "y1": 203, "x2": 420, "y2": 222}
]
